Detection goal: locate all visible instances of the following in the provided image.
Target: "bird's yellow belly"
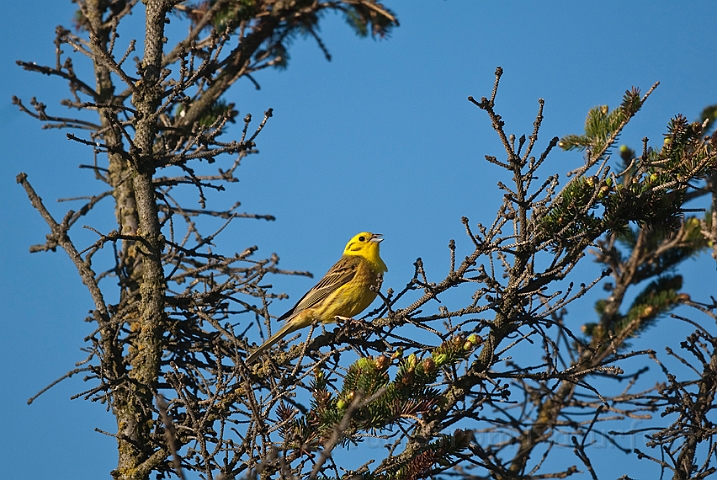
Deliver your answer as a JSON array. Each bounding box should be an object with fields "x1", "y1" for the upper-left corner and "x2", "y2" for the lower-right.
[{"x1": 316, "y1": 280, "x2": 378, "y2": 324}]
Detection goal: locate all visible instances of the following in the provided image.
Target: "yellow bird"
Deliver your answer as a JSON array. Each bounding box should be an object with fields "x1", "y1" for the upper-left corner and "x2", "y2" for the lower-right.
[{"x1": 246, "y1": 232, "x2": 388, "y2": 364}]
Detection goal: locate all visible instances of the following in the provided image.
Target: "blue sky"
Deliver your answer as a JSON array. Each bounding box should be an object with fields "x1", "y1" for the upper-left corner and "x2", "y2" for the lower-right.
[{"x1": 1, "y1": 1, "x2": 716, "y2": 478}]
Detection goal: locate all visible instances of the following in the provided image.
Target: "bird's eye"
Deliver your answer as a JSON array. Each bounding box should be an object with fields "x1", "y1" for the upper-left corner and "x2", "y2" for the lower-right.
[{"x1": 359, "y1": 236, "x2": 366, "y2": 242}]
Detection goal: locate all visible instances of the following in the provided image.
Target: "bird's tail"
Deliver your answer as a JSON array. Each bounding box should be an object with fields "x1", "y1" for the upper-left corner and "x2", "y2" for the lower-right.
[{"x1": 245, "y1": 320, "x2": 300, "y2": 364}]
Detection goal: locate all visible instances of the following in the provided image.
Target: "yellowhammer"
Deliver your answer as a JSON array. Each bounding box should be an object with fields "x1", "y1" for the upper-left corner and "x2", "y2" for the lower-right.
[{"x1": 246, "y1": 232, "x2": 388, "y2": 364}]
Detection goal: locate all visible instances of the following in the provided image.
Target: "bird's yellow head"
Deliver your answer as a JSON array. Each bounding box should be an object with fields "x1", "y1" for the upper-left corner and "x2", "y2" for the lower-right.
[{"x1": 343, "y1": 232, "x2": 388, "y2": 272}]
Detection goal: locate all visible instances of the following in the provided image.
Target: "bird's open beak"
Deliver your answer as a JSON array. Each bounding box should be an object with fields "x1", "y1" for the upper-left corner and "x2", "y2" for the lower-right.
[{"x1": 370, "y1": 233, "x2": 384, "y2": 243}]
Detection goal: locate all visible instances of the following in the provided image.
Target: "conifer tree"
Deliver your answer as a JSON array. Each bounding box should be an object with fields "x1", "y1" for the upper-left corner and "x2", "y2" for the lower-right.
[{"x1": 15, "y1": 3, "x2": 717, "y2": 480}]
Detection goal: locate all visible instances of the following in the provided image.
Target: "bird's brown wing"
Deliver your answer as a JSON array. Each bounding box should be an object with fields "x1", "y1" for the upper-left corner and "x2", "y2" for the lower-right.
[{"x1": 278, "y1": 255, "x2": 361, "y2": 321}]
